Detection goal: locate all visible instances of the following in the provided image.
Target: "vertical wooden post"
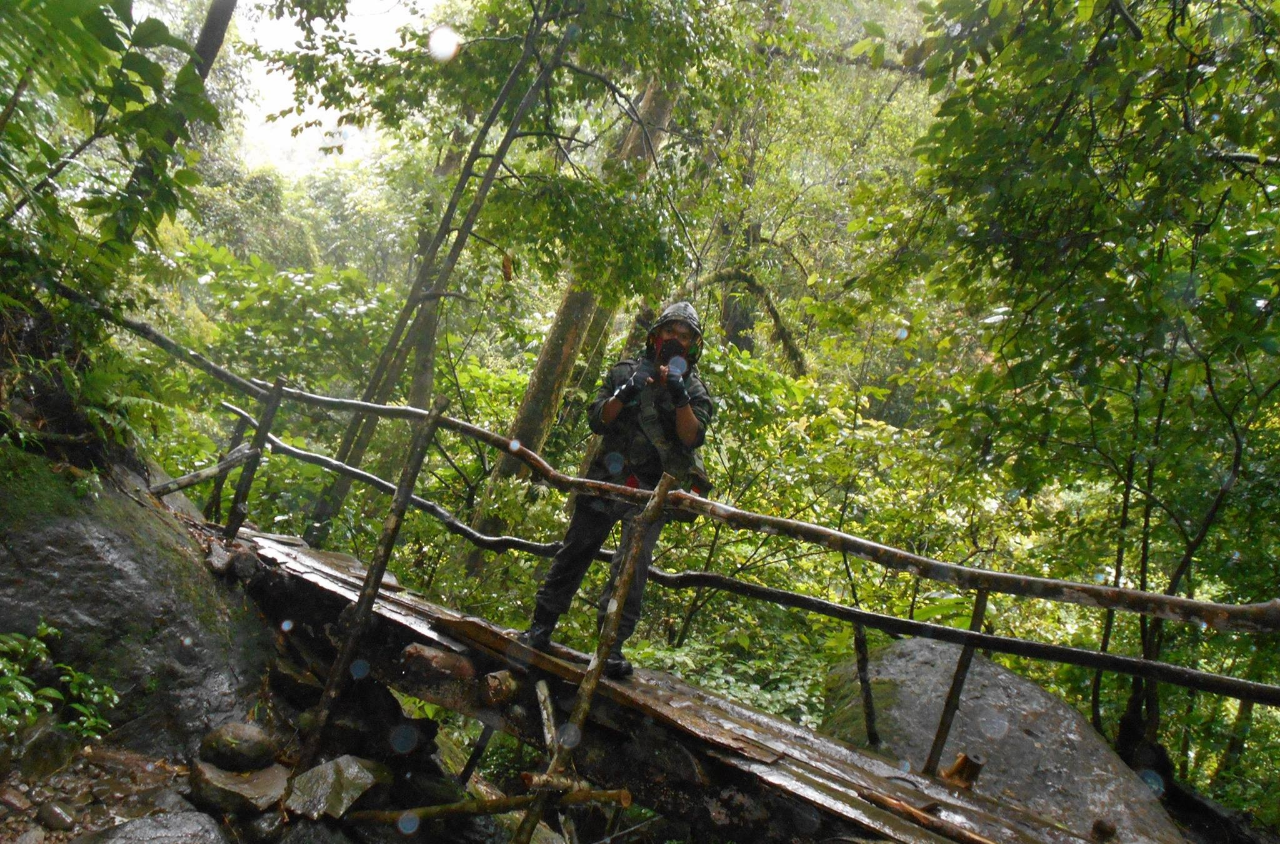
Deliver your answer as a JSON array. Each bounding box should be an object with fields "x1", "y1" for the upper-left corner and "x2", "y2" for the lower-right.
[
  {"x1": 853, "y1": 623, "x2": 880, "y2": 748},
  {"x1": 923, "y1": 590, "x2": 989, "y2": 777},
  {"x1": 510, "y1": 473, "x2": 677, "y2": 844},
  {"x1": 459, "y1": 725, "x2": 495, "y2": 785},
  {"x1": 223, "y1": 376, "x2": 286, "y2": 540},
  {"x1": 297, "y1": 397, "x2": 449, "y2": 770},
  {"x1": 203, "y1": 416, "x2": 250, "y2": 523}
]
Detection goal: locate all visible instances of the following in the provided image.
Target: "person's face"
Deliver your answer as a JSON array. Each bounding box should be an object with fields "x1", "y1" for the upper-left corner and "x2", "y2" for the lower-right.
[{"x1": 655, "y1": 321, "x2": 696, "y2": 349}]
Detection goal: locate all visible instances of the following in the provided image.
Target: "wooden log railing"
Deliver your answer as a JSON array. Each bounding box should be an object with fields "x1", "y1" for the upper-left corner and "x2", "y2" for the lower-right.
[
  {"x1": 219, "y1": 402, "x2": 1280, "y2": 707},
  {"x1": 42, "y1": 282, "x2": 1280, "y2": 716},
  {"x1": 234, "y1": 384, "x2": 1280, "y2": 635}
]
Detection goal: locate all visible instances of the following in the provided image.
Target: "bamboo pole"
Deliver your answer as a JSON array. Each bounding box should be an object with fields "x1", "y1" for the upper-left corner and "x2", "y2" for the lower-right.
[
  {"x1": 853, "y1": 623, "x2": 880, "y2": 748},
  {"x1": 459, "y1": 725, "x2": 495, "y2": 785},
  {"x1": 61, "y1": 270, "x2": 1280, "y2": 633},
  {"x1": 223, "y1": 377, "x2": 285, "y2": 540},
  {"x1": 297, "y1": 397, "x2": 448, "y2": 770},
  {"x1": 150, "y1": 443, "x2": 256, "y2": 498},
  {"x1": 923, "y1": 591, "x2": 989, "y2": 776}
]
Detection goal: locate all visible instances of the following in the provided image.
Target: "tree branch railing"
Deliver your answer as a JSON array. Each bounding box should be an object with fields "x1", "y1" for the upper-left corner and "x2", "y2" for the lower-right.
[
  {"x1": 237, "y1": 381, "x2": 1280, "y2": 636},
  {"x1": 39, "y1": 283, "x2": 1280, "y2": 711},
  {"x1": 219, "y1": 402, "x2": 1280, "y2": 707}
]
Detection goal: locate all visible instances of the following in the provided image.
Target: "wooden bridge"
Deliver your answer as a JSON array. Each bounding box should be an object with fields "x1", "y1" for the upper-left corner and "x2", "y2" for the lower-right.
[
  {"x1": 53, "y1": 282, "x2": 1280, "y2": 841},
  {"x1": 246, "y1": 532, "x2": 1087, "y2": 844}
]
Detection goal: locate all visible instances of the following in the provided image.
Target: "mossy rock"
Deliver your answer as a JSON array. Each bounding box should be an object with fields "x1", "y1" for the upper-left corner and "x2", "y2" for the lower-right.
[{"x1": 0, "y1": 445, "x2": 272, "y2": 757}]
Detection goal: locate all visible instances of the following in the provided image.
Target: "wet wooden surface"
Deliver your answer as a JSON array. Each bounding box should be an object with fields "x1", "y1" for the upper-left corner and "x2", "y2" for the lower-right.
[{"x1": 252, "y1": 536, "x2": 1087, "y2": 844}]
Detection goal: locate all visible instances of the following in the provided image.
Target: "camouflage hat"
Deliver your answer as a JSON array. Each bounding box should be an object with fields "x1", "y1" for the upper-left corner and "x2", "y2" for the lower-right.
[{"x1": 650, "y1": 301, "x2": 703, "y2": 339}]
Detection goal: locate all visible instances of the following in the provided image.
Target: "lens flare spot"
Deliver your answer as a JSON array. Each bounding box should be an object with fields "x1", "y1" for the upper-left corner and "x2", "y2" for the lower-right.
[
  {"x1": 509, "y1": 439, "x2": 522, "y2": 453},
  {"x1": 1138, "y1": 769, "x2": 1165, "y2": 797},
  {"x1": 668, "y1": 356, "x2": 688, "y2": 377},
  {"x1": 557, "y1": 723, "x2": 582, "y2": 749},
  {"x1": 397, "y1": 812, "x2": 421, "y2": 835},
  {"x1": 350, "y1": 659, "x2": 371, "y2": 680},
  {"x1": 390, "y1": 724, "x2": 419, "y2": 754},
  {"x1": 281, "y1": 619, "x2": 294, "y2": 633},
  {"x1": 427, "y1": 26, "x2": 461, "y2": 62},
  {"x1": 977, "y1": 708, "x2": 1008, "y2": 740},
  {"x1": 181, "y1": 636, "x2": 193, "y2": 647},
  {"x1": 896, "y1": 327, "x2": 910, "y2": 340},
  {"x1": 604, "y1": 452, "x2": 625, "y2": 475}
]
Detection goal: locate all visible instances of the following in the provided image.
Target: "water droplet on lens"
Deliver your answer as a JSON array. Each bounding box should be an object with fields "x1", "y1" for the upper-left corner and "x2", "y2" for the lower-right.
[
  {"x1": 1138, "y1": 769, "x2": 1165, "y2": 796},
  {"x1": 350, "y1": 659, "x2": 370, "y2": 680},
  {"x1": 281, "y1": 619, "x2": 294, "y2": 632},
  {"x1": 397, "y1": 812, "x2": 421, "y2": 834},
  {"x1": 557, "y1": 723, "x2": 582, "y2": 749},
  {"x1": 669, "y1": 356, "x2": 688, "y2": 377},
  {"x1": 978, "y1": 708, "x2": 1008, "y2": 739},
  {"x1": 390, "y1": 724, "x2": 419, "y2": 754},
  {"x1": 604, "y1": 452, "x2": 625, "y2": 475},
  {"x1": 509, "y1": 439, "x2": 521, "y2": 453}
]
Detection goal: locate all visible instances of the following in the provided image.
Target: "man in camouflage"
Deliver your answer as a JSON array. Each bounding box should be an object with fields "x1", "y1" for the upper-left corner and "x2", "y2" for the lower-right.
[{"x1": 521, "y1": 302, "x2": 714, "y2": 679}]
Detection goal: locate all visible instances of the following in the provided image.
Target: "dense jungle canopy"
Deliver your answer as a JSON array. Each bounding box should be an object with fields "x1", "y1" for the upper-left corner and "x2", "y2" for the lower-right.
[{"x1": 3, "y1": 0, "x2": 1280, "y2": 829}]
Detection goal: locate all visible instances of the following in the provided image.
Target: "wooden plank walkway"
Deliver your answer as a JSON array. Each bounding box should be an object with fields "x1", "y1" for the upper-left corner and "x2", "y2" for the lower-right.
[{"x1": 251, "y1": 536, "x2": 1088, "y2": 844}]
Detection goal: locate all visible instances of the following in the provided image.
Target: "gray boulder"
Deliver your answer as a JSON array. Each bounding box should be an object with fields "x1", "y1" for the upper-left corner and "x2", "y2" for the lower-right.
[
  {"x1": 200, "y1": 722, "x2": 277, "y2": 772},
  {"x1": 190, "y1": 760, "x2": 289, "y2": 815},
  {"x1": 285, "y1": 755, "x2": 392, "y2": 820},
  {"x1": 0, "y1": 447, "x2": 272, "y2": 758},
  {"x1": 71, "y1": 811, "x2": 231, "y2": 843},
  {"x1": 824, "y1": 637, "x2": 1187, "y2": 844}
]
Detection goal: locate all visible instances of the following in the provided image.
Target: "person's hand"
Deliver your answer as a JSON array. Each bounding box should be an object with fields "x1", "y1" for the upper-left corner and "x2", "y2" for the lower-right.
[
  {"x1": 613, "y1": 368, "x2": 653, "y2": 404},
  {"x1": 663, "y1": 365, "x2": 690, "y2": 407}
]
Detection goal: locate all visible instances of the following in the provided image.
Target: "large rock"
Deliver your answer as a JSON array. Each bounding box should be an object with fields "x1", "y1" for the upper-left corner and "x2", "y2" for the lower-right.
[
  {"x1": 190, "y1": 760, "x2": 289, "y2": 815},
  {"x1": 72, "y1": 811, "x2": 232, "y2": 843},
  {"x1": 0, "y1": 446, "x2": 272, "y2": 757},
  {"x1": 285, "y1": 755, "x2": 392, "y2": 820},
  {"x1": 200, "y1": 722, "x2": 277, "y2": 772},
  {"x1": 823, "y1": 638, "x2": 1187, "y2": 844}
]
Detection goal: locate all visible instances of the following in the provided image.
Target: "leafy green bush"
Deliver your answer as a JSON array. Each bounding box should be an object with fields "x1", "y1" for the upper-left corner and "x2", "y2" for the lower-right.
[{"x1": 0, "y1": 621, "x2": 119, "y2": 741}]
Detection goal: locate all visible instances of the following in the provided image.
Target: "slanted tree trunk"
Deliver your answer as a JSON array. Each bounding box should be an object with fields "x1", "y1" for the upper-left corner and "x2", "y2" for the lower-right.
[
  {"x1": 304, "y1": 14, "x2": 564, "y2": 545},
  {"x1": 464, "y1": 78, "x2": 680, "y2": 577}
]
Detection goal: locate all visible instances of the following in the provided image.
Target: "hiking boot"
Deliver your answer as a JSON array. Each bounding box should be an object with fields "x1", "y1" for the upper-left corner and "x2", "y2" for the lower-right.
[
  {"x1": 518, "y1": 623, "x2": 555, "y2": 652},
  {"x1": 603, "y1": 653, "x2": 633, "y2": 680}
]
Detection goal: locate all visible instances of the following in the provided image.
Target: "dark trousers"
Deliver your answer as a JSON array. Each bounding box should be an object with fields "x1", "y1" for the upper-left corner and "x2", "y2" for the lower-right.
[{"x1": 533, "y1": 497, "x2": 666, "y2": 650}]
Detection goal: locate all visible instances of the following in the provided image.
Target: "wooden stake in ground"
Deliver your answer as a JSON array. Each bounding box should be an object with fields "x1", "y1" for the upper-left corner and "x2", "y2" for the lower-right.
[
  {"x1": 203, "y1": 416, "x2": 250, "y2": 522},
  {"x1": 297, "y1": 397, "x2": 448, "y2": 770},
  {"x1": 923, "y1": 590, "x2": 989, "y2": 776},
  {"x1": 510, "y1": 473, "x2": 678, "y2": 844},
  {"x1": 224, "y1": 376, "x2": 285, "y2": 540}
]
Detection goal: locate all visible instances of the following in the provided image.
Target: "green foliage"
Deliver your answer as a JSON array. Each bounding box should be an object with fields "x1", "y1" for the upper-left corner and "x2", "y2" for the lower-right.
[{"x1": 0, "y1": 621, "x2": 119, "y2": 741}]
